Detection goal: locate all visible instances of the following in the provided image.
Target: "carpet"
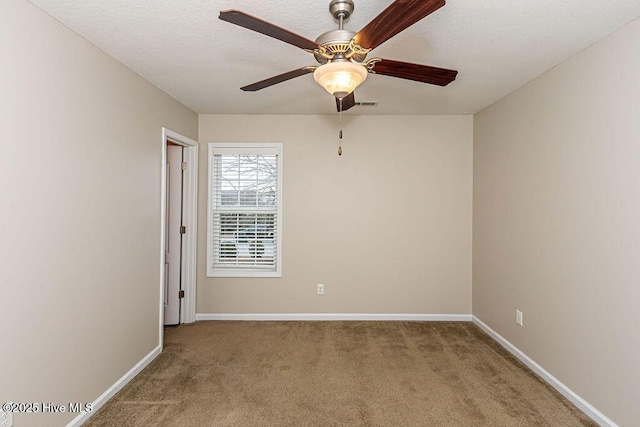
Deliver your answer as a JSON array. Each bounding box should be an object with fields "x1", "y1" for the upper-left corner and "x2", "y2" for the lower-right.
[{"x1": 85, "y1": 321, "x2": 595, "y2": 426}]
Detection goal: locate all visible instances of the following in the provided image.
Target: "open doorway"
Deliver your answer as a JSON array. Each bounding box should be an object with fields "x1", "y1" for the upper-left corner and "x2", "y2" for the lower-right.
[{"x1": 159, "y1": 128, "x2": 198, "y2": 345}]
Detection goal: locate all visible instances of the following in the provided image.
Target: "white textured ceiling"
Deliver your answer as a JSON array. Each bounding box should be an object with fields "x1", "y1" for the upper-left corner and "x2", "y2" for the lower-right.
[{"x1": 27, "y1": 0, "x2": 640, "y2": 115}]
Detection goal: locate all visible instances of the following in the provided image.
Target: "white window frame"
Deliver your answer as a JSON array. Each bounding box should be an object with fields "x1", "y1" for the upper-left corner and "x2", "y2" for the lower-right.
[{"x1": 207, "y1": 142, "x2": 283, "y2": 277}]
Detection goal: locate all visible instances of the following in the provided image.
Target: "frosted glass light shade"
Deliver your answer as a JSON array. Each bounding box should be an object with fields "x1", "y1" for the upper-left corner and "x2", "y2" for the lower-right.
[{"x1": 313, "y1": 61, "x2": 368, "y2": 96}]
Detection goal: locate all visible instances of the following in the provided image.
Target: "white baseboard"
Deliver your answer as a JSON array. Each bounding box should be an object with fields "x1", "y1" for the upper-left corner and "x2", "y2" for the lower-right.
[
  {"x1": 195, "y1": 313, "x2": 472, "y2": 321},
  {"x1": 66, "y1": 345, "x2": 162, "y2": 427},
  {"x1": 472, "y1": 316, "x2": 617, "y2": 427}
]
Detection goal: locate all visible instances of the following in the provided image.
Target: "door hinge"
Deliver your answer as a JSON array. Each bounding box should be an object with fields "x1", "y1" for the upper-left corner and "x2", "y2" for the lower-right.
[
  {"x1": 178, "y1": 290, "x2": 185, "y2": 299},
  {"x1": 179, "y1": 226, "x2": 186, "y2": 234},
  {"x1": 181, "y1": 162, "x2": 187, "y2": 170}
]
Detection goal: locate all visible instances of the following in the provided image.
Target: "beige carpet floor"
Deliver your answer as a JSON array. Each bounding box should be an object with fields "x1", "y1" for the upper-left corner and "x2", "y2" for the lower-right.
[{"x1": 85, "y1": 321, "x2": 595, "y2": 426}]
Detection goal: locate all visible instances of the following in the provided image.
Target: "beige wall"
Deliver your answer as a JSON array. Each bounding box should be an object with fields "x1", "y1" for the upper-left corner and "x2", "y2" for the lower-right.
[
  {"x1": 198, "y1": 115, "x2": 473, "y2": 314},
  {"x1": 473, "y1": 18, "x2": 640, "y2": 426},
  {"x1": 0, "y1": 1, "x2": 197, "y2": 426}
]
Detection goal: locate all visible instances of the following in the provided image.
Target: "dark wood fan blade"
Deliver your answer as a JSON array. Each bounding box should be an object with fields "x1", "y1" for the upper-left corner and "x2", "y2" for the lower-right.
[
  {"x1": 219, "y1": 10, "x2": 318, "y2": 51},
  {"x1": 240, "y1": 67, "x2": 314, "y2": 92},
  {"x1": 373, "y1": 59, "x2": 457, "y2": 86},
  {"x1": 354, "y1": 0, "x2": 445, "y2": 50},
  {"x1": 336, "y1": 92, "x2": 356, "y2": 112}
]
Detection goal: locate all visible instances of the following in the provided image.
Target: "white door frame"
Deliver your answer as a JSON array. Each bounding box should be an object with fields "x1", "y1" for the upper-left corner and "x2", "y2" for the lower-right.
[{"x1": 159, "y1": 128, "x2": 198, "y2": 344}]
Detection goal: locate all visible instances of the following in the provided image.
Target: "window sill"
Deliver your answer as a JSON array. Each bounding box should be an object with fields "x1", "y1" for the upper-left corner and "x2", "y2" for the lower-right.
[{"x1": 207, "y1": 269, "x2": 282, "y2": 278}]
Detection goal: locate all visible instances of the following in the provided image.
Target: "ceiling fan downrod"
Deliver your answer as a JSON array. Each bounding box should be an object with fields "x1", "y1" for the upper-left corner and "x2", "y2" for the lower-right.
[{"x1": 329, "y1": 0, "x2": 354, "y2": 30}]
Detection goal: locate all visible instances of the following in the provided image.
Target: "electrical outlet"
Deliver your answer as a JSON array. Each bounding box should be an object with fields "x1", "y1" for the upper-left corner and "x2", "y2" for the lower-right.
[
  {"x1": 516, "y1": 309, "x2": 523, "y2": 326},
  {"x1": 317, "y1": 284, "x2": 324, "y2": 295},
  {"x1": 0, "y1": 410, "x2": 13, "y2": 427}
]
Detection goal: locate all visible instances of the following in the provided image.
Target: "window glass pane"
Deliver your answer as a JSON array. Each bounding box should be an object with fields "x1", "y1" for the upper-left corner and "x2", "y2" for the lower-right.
[
  {"x1": 213, "y1": 213, "x2": 276, "y2": 267},
  {"x1": 217, "y1": 154, "x2": 277, "y2": 207}
]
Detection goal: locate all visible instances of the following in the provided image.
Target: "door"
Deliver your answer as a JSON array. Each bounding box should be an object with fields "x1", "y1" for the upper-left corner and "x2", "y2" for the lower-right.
[{"x1": 164, "y1": 144, "x2": 183, "y2": 325}]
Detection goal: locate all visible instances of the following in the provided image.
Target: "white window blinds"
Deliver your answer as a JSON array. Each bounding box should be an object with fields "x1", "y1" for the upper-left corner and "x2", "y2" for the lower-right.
[{"x1": 207, "y1": 144, "x2": 282, "y2": 277}]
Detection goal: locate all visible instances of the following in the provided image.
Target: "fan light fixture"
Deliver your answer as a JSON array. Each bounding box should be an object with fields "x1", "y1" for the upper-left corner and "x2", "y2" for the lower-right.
[{"x1": 313, "y1": 60, "x2": 368, "y2": 98}]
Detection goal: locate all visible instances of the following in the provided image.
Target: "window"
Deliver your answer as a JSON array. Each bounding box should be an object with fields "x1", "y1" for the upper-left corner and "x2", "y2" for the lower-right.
[{"x1": 207, "y1": 143, "x2": 282, "y2": 277}]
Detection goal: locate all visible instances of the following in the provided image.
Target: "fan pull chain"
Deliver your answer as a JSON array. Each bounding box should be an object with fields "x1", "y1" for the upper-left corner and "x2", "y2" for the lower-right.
[{"x1": 338, "y1": 97, "x2": 343, "y2": 156}]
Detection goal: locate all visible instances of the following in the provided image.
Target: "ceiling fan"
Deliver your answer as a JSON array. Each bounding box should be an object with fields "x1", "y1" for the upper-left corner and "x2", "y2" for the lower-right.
[{"x1": 219, "y1": 0, "x2": 458, "y2": 112}]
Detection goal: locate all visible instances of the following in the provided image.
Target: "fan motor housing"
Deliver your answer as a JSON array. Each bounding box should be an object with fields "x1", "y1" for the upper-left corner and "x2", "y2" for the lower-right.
[{"x1": 314, "y1": 29, "x2": 367, "y2": 64}]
